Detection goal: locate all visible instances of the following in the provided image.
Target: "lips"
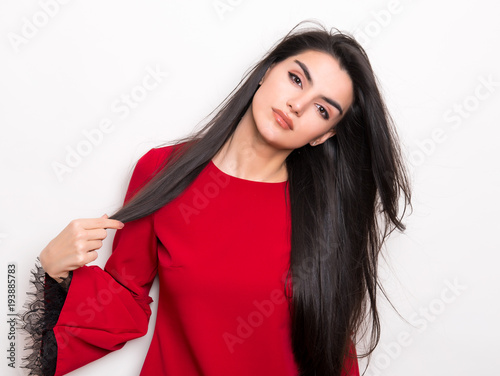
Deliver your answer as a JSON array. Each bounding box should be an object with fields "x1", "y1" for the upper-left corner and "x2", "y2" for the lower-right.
[{"x1": 272, "y1": 108, "x2": 293, "y2": 130}]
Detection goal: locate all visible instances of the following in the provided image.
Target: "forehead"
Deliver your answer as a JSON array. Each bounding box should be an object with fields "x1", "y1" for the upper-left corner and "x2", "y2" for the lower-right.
[
  {"x1": 285, "y1": 49, "x2": 341, "y2": 69},
  {"x1": 280, "y1": 49, "x2": 354, "y2": 107}
]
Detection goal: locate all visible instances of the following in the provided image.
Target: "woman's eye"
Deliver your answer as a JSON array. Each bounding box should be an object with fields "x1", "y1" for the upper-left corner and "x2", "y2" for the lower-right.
[
  {"x1": 288, "y1": 72, "x2": 329, "y2": 120},
  {"x1": 316, "y1": 104, "x2": 329, "y2": 120},
  {"x1": 288, "y1": 72, "x2": 302, "y2": 87}
]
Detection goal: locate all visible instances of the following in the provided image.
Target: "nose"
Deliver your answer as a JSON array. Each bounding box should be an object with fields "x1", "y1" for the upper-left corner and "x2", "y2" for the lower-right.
[{"x1": 287, "y1": 95, "x2": 307, "y2": 116}]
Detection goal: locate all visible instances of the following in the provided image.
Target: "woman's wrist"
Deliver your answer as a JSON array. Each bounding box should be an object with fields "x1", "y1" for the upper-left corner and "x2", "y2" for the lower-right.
[
  {"x1": 48, "y1": 271, "x2": 70, "y2": 284},
  {"x1": 51, "y1": 271, "x2": 73, "y2": 292}
]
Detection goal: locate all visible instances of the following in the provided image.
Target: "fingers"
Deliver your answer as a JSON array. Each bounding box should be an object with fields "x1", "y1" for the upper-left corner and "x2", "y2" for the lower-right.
[
  {"x1": 85, "y1": 228, "x2": 108, "y2": 241},
  {"x1": 85, "y1": 250, "x2": 99, "y2": 264},
  {"x1": 77, "y1": 215, "x2": 125, "y2": 231},
  {"x1": 71, "y1": 241, "x2": 103, "y2": 267},
  {"x1": 73, "y1": 249, "x2": 99, "y2": 267},
  {"x1": 43, "y1": 215, "x2": 120, "y2": 277},
  {"x1": 86, "y1": 240, "x2": 104, "y2": 252}
]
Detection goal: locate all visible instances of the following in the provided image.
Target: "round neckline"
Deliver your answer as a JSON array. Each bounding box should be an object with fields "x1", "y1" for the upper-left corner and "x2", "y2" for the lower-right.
[{"x1": 208, "y1": 159, "x2": 288, "y2": 185}]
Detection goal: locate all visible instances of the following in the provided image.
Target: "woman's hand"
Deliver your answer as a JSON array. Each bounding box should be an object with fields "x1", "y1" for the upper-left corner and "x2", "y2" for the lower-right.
[{"x1": 39, "y1": 214, "x2": 124, "y2": 283}]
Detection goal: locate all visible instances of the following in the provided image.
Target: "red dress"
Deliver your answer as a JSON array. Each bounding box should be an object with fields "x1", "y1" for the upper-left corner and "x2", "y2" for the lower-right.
[{"x1": 18, "y1": 144, "x2": 360, "y2": 376}]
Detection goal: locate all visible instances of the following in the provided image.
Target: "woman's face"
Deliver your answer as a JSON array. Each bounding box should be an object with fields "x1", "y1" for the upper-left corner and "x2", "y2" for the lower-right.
[{"x1": 251, "y1": 49, "x2": 354, "y2": 150}]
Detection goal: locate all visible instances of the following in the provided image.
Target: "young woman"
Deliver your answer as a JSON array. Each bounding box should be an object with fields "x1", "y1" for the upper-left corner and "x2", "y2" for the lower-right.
[{"x1": 18, "y1": 20, "x2": 411, "y2": 376}]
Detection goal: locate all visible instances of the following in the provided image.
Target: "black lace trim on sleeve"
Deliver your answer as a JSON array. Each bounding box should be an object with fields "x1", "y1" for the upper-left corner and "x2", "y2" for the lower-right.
[{"x1": 16, "y1": 257, "x2": 73, "y2": 376}]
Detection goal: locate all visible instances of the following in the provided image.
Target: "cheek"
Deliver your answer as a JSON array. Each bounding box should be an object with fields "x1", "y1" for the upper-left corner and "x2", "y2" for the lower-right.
[
  {"x1": 251, "y1": 86, "x2": 271, "y2": 121},
  {"x1": 253, "y1": 83, "x2": 270, "y2": 105},
  {"x1": 253, "y1": 79, "x2": 288, "y2": 116}
]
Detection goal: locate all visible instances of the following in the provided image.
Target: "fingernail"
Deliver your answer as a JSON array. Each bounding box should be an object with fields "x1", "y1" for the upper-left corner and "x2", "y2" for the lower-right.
[{"x1": 119, "y1": 222, "x2": 125, "y2": 228}]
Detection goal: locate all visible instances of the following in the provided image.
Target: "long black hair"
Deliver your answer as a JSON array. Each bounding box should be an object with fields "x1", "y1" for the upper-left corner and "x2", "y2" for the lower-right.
[{"x1": 109, "y1": 20, "x2": 412, "y2": 376}]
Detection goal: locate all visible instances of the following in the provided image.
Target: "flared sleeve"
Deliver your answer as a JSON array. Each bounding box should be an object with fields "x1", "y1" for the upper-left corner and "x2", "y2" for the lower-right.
[{"x1": 17, "y1": 146, "x2": 171, "y2": 376}]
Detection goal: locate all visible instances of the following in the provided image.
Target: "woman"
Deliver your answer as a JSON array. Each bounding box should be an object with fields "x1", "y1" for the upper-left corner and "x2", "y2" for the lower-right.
[{"x1": 18, "y1": 20, "x2": 412, "y2": 376}]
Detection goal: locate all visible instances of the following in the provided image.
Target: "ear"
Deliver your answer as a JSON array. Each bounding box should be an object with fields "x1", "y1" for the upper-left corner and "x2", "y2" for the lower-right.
[{"x1": 310, "y1": 127, "x2": 336, "y2": 146}]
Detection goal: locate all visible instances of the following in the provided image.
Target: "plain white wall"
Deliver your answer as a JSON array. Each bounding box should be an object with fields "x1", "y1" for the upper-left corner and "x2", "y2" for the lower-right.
[{"x1": 1, "y1": 0, "x2": 499, "y2": 375}]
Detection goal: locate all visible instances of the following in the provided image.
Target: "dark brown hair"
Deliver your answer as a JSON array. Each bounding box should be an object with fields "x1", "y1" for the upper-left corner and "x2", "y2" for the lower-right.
[{"x1": 110, "y1": 20, "x2": 412, "y2": 376}]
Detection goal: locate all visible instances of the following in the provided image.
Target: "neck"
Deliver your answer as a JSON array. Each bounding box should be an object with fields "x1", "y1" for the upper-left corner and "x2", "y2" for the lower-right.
[{"x1": 212, "y1": 104, "x2": 292, "y2": 183}]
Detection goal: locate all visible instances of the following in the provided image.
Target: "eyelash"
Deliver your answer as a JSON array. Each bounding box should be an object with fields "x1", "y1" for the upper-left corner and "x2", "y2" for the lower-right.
[{"x1": 288, "y1": 72, "x2": 329, "y2": 120}]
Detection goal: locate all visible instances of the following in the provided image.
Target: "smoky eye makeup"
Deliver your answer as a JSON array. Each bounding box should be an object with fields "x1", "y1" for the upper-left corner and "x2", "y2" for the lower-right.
[
  {"x1": 288, "y1": 71, "x2": 331, "y2": 120},
  {"x1": 288, "y1": 72, "x2": 302, "y2": 87},
  {"x1": 292, "y1": 59, "x2": 345, "y2": 116},
  {"x1": 317, "y1": 104, "x2": 329, "y2": 120}
]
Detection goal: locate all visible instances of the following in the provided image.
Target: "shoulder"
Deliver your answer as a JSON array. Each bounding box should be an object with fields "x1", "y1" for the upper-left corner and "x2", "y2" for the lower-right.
[
  {"x1": 135, "y1": 141, "x2": 187, "y2": 175},
  {"x1": 125, "y1": 141, "x2": 188, "y2": 201}
]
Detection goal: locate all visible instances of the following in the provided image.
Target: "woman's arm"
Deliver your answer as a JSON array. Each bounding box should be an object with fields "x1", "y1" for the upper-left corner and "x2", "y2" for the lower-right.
[
  {"x1": 17, "y1": 146, "x2": 172, "y2": 376},
  {"x1": 54, "y1": 271, "x2": 73, "y2": 292}
]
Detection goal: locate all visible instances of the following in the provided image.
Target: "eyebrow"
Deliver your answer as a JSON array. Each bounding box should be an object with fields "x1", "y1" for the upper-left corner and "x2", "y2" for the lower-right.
[{"x1": 294, "y1": 59, "x2": 344, "y2": 115}]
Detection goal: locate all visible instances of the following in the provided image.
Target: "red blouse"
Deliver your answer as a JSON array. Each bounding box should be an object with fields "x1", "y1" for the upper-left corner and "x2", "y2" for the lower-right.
[{"x1": 21, "y1": 144, "x2": 360, "y2": 375}]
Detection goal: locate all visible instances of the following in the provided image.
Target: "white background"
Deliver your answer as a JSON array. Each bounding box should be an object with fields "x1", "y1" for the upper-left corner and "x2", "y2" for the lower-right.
[{"x1": 1, "y1": 1, "x2": 499, "y2": 375}]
